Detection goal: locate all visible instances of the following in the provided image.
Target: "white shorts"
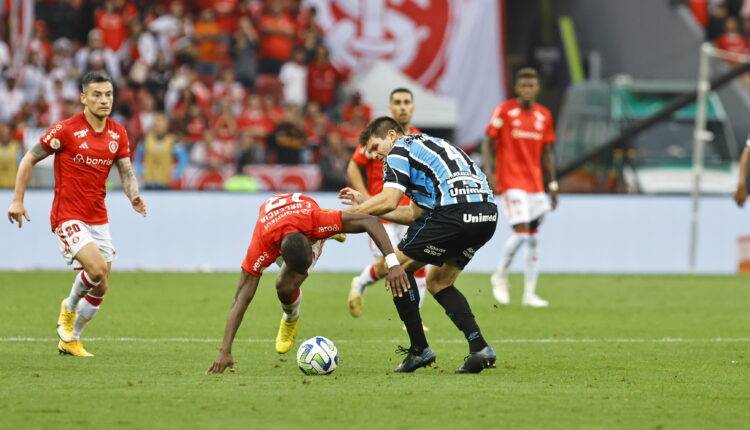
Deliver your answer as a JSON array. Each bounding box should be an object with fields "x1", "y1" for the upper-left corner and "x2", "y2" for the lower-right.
[
  {"x1": 54, "y1": 220, "x2": 116, "y2": 265},
  {"x1": 500, "y1": 189, "x2": 551, "y2": 226},
  {"x1": 368, "y1": 222, "x2": 409, "y2": 257}
]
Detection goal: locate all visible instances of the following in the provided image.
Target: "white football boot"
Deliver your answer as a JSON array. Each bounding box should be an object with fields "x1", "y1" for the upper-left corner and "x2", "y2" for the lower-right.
[
  {"x1": 490, "y1": 272, "x2": 510, "y2": 305},
  {"x1": 522, "y1": 292, "x2": 549, "y2": 308}
]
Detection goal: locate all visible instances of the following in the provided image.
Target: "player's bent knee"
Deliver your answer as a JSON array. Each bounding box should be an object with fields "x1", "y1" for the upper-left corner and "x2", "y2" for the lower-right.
[{"x1": 86, "y1": 263, "x2": 109, "y2": 284}]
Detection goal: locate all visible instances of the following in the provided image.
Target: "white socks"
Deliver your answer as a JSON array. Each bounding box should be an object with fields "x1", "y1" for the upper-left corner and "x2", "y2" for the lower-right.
[
  {"x1": 355, "y1": 264, "x2": 380, "y2": 294},
  {"x1": 282, "y1": 289, "x2": 302, "y2": 322},
  {"x1": 496, "y1": 232, "x2": 528, "y2": 278},
  {"x1": 415, "y1": 275, "x2": 427, "y2": 308},
  {"x1": 523, "y1": 234, "x2": 539, "y2": 296},
  {"x1": 73, "y1": 294, "x2": 103, "y2": 339},
  {"x1": 64, "y1": 271, "x2": 99, "y2": 312}
]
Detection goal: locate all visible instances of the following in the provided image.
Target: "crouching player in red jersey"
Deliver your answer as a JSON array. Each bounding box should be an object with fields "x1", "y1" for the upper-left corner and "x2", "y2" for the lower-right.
[
  {"x1": 7, "y1": 71, "x2": 146, "y2": 357},
  {"x1": 207, "y1": 192, "x2": 408, "y2": 374}
]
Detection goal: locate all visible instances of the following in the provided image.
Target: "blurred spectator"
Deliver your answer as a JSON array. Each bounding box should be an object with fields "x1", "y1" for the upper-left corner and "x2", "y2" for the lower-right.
[
  {"x1": 341, "y1": 92, "x2": 373, "y2": 123},
  {"x1": 191, "y1": 129, "x2": 233, "y2": 167},
  {"x1": 0, "y1": 76, "x2": 26, "y2": 123},
  {"x1": 0, "y1": 123, "x2": 22, "y2": 188},
  {"x1": 233, "y1": 16, "x2": 260, "y2": 88},
  {"x1": 184, "y1": 104, "x2": 209, "y2": 144},
  {"x1": 303, "y1": 101, "x2": 330, "y2": 147},
  {"x1": 19, "y1": 51, "x2": 47, "y2": 104},
  {"x1": 307, "y1": 45, "x2": 341, "y2": 111},
  {"x1": 148, "y1": 0, "x2": 190, "y2": 62},
  {"x1": 317, "y1": 130, "x2": 351, "y2": 191},
  {"x1": 0, "y1": 39, "x2": 10, "y2": 72},
  {"x1": 214, "y1": 99, "x2": 239, "y2": 140},
  {"x1": 128, "y1": 92, "x2": 159, "y2": 145},
  {"x1": 258, "y1": 2, "x2": 296, "y2": 74},
  {"x1": 145, "y1": 53, "x2": 173, "y2": 106},
  {"x1": 95, "y1": 0, "x2": 129, "y2": 53},
  {"x1": 271, "y1": 104, "x2": 306, "y2": 164},
  {"x1": 279, "y1": 48, "x2": 307, "y2": 106},
  {"x1": 38, "y1": 0, "x2": 82, "y2": 42},
  {"x1": 194, "y1": 8, "x2": 223, "y2": 76},
  {"x1": 707, "y1": 2, "x2": 731, "y2": 40},
  {"x1": 715, "y1": 16, "x2": 750, "y2": 55},
  {"x1": 236, "y1": 130, "x2": 267, "y2": 172},
  {"x1": 237, "y1": 94, "x2": 274, "y2": 143},
  {"x1": 213, "y1": 68, "x2": 246, "y2": 111},
  {"x1": 135, "y1": 113, "x2": 188, "y2": 189},
  {"x1": 75, "y1": 29, "x2": 121, "y2": 82}
]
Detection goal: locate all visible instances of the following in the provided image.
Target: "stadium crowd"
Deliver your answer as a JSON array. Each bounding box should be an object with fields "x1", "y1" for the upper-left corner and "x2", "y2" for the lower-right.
[{"x1": 0, "y1": 0, "x2": 370, "y2": 190}]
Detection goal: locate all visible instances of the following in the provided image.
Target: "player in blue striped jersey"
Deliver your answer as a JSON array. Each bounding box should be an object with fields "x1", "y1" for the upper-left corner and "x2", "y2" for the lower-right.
[{"x1": 340, "y1": 117, "x2": 498, "y2": 374}]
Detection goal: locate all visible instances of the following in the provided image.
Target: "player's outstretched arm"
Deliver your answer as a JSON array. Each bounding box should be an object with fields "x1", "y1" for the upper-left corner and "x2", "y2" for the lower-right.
[
  {"x1": 116, "y1": 158, "x2": 147, "y2": 216},
  {"x1": 208, "y1": 270, "x2": 261, "y2": 374},
  {"x1": 542, "y1": 145, "x2": 559, "y2": 209},
  {"x1": 379, "y1": 200, "x2": 424, "y2": 225},
  {"x1": 736, "y1": 146, "x2": 750, "y2": 207},
  {"x1": 342, "y1": 187, "x2": 403, "y2": 216},
  {"x1": 341, "y1": 212, "x2": 409, "y2": 296},
  {"x1": 7, "y1": 144, "x2": 50, "y2": 228}
]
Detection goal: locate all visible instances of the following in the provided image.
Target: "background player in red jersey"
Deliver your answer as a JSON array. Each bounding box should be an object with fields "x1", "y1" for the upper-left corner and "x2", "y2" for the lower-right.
[
  {"x1": 481, "y1": 68, "x2": 558, "y2": 308},
  {"x1": 207, "y1": 192, "x2": 408, "y2": 374},
  {"x1": 7, "y1": 71, "x2": 146, "y2": 356},
  {"x1": 346, "y1": 88, "x2": 428, "y2": 319}
]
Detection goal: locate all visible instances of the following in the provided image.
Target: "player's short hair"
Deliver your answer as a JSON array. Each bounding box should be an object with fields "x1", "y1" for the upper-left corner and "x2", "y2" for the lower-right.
[
  {"x1": 389, "y1": 87, "x2": 413, "y2": 101},
  {"x1": 359, "y1": 116, "x2": 405, "y2": 146},
  {"x1": 280, "y1": 233, "x2": 313, "y2": 274},
  {"x1": 515, "y1": 67, "x2": 539, "y2": 82},
  {"x1": 80, "y1": 70, "x2": 114, "y2": 92}
]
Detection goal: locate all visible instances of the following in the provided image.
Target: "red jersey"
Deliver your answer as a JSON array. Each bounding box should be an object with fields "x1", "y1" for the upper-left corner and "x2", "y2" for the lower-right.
[
  {"x1": 40, "y1": 112, "x2": 131, "y2": 229},
  {"x1": 485, "y1": 100, "x2": 554, "y2": 193},
  {"x1": 351, "y1": 127, "x2": 420, "y2": 204},
  {"x1": 241, "y1": 193, "x2": 343, "y2": 276}
]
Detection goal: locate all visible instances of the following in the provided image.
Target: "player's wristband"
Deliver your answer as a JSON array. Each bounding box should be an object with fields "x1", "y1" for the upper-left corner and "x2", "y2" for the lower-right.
[
  {"x1": 548, "y1": 181, "x2": 559, "y2": 192},
  {"x1": 385, "y1": 253, "x2": 400, "y2": 269}
]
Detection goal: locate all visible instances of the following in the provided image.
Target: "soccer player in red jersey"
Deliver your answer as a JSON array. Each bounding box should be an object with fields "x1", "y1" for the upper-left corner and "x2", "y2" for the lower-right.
[
  {"x1": 207, "y1": 192, "x2": 408, "y2": 374},
  {"x1": 346, "y1": 88, "x2": 428, "y2": 319},
  {"x1": 7, "y1": 71, "x2": 146, "y2": 356},
  {"x1": 481, "y1": 68, "x2": 558, "y2": 308}
]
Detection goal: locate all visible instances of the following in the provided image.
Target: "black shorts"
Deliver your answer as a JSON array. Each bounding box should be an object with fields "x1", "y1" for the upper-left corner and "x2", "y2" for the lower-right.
[{"x1": 398, "y1": 202, "x2": 498, "y2": 269}]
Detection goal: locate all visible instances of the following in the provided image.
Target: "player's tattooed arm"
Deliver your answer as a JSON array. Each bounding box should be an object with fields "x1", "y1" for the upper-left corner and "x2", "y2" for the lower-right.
[
  {"x1": 116, "y1": 158, "x2": 147, "y2": 216},
  {"x1": 7, "y1": 144, "x2": 52, "y2": 227}
]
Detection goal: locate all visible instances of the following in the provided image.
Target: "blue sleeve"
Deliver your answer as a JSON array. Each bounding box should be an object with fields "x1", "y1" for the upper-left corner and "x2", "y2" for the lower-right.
[{"x1": 383, "y1": 142, "x2": 410, "y2": 191}]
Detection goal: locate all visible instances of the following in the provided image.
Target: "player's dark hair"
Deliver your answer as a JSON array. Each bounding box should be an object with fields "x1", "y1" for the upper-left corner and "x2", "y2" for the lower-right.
[
  {"x1": 280, "y1": 233, "x2": 313, "y2": 274},
  {"x1": 515, "y1": 67, "x2": 539, "y2": 82},
  {"x1": 389, "y1": 87, "x2": 413, "y2": 101},
  {"x1": 80, "y1": 70, "x2": 114, "y2": 92},
  {"x1": 359, "y1": 116, "x2": 405, "y2": 147}
]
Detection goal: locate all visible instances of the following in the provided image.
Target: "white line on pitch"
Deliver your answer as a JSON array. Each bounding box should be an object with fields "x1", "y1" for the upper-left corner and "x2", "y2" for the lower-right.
[{"x1": 1, "y1": 337, "x2": 749, "y2": 344}]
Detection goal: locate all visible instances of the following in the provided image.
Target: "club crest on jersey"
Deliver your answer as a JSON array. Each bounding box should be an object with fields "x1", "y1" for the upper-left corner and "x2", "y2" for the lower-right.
[
  {"x1": 73, "y1": 128, "x2": 88, "y2": 139},
  {"x1": 50, "y1": 138, "x2": 61, "y2": 150},
  {"x1": 108, "y1": 130, "x2": 120, "y2": 140},
  {"x1": 108, "y1": 140, "x2": 119, "y2": 154}
]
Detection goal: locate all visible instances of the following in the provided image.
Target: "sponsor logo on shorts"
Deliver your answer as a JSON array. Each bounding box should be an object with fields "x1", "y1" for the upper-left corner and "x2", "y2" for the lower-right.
[
  {"x1": 73, "y1": 128, "x2": 88, "y2": 139},
  {"x1": 252, "y1": 253, "x2": 269, "y2": 272},
  {"x1": 463, "y1": 213, "x2": 497, "y2": 223},
  {"x1": 73, "y1": 153, "x2": 113, "y2": 166},
  {"x1": 108, "y1": 140, "x2": 119, "y2": 154},
  {"x1": 423, "y1": 244, "x2": 445, "y2": 256},
  {"x1": 462, "y1": 248, "x2": 475, "y2": 259},
  {"x1": 318, "y1": 225, "x2": 340, "y2": 233}
]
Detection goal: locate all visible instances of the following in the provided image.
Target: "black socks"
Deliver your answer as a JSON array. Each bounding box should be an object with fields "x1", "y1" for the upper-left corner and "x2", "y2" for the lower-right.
[
  {"x1": 392, "y1": 272, "x2": 428, "y2": 354},
  {"x1": 434, "y1": 285, "x2": 488, "y2": 353}
]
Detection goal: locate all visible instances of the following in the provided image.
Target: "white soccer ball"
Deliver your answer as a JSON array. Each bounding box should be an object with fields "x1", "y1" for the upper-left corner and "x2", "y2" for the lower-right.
[{"x1": 296, "y1": 336, "x2": 339, "y2": 375}]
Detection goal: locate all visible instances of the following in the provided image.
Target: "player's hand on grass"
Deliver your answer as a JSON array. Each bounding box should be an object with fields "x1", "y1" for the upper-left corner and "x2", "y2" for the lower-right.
[
  {"x1": 207, "y1": 351, "x2": 235, "y2": 374},
  {"x1": 385, "y1": 265, "x2": 410, "y2": 298},
  {"x1": 131, "y1": 196, "x2": 147, "y2": 216},
  {"x1": 7, "y1": 201, "x2": 30, "y2": 228},
  {"x1": 338, "y1": 187, "x2": 366, "y2": 207},
  {"x1": 734, "y1": 184, "x2": 747, "y2": 207}
]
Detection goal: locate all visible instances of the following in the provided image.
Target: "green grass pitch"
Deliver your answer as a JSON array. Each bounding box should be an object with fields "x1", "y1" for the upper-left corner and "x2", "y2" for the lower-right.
[{"x1": 1, "y1": 272, "x2": 748, "y2": 429}]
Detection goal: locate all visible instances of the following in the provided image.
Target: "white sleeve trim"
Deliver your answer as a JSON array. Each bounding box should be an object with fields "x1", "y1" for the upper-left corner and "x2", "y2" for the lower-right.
[{"x1": 383, "y1": 182, "x2": 406, "y2": 192}]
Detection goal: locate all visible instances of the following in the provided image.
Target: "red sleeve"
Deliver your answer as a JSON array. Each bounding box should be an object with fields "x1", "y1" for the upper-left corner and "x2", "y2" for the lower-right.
[
  {"x1": 351, "y1": 146, "x2": 368, "y2": 166},
  {"x1": 116, "y1": 127, "x2": 131, "y2": 159},
  {"x1": 485, "y1": 105, "x2": 504, "y2": 138},
  {"x1": 544, "y1": 111, "x2": 556, "y2": 145},
  {"x1": 310, "y1": 209, "x2": 344, "y2": 240},
  {"x1": 39, "y1": 122, "x2": 65, "y2": 154},
  {"x1": 240, "y1": 227, "x2": 279, "y2": 276}
]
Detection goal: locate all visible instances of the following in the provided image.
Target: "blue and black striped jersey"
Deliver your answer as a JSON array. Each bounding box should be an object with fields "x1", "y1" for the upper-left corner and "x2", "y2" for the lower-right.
[{"x1": 382, "y1": 134, "x2": 495, "y2": 210}]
